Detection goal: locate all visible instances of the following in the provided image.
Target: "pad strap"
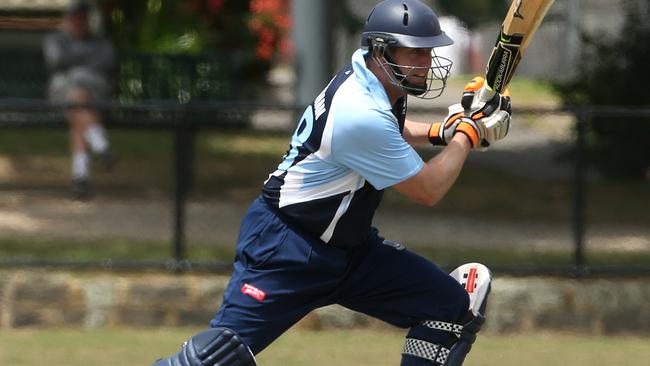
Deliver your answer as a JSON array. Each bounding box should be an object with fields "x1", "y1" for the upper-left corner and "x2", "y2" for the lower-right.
[
  {"x1": 402, "y1": 338, "x2": 451, "y2": 365},
  {"x1": 421, "y1": 320, "x2": 464, "y2": 337}
]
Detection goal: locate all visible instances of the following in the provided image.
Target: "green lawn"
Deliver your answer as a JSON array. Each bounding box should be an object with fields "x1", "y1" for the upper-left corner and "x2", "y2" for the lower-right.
[
  {"x1": 2, "y1": 236, "x2": 649, "y2": 270},
  {"x1": 0, "y1": 328, "x2": 647, "y2": 366}
]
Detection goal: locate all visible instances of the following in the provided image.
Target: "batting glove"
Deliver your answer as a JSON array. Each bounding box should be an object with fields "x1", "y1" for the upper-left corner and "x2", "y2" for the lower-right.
[
  {"x1": 428, "y1": 111, "x2": 483, "y2": 148},
  {"x1": 428, "y1": 76, "x2": 512, "y2": 149}
]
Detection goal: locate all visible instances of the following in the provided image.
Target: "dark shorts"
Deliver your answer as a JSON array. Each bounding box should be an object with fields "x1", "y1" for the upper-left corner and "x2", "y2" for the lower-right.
[{"x1": 210, "y1": 196, "x2": 469, "y2": 354}]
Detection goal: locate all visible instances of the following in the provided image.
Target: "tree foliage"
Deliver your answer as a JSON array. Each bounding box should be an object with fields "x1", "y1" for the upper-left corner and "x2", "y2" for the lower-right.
[
  {"x1": 101, "y1": 0, "x2": 289, "y2": 62},
  {"x1": 96, "y1": 0, "x2": 290, "y2": 102},
  {"x1": 101, "y1": 0, "x2": 207, "y2": 54},
  {"x1": 555, "y1": 1, "x2": 650, "y2": 181}
]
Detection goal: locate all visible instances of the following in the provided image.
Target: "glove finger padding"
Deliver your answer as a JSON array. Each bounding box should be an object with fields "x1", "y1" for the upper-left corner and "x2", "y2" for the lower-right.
[
  {"x1": 428, "y1": 113, "x2": 484, "y2": 147},
  {"x1": 428, "y1": 111, "x2": 463, "y2": 146},
  {"x1": 429, "y1": 103, "x2": 471, "y2": 145},
  {"x1": 453, "y1": 118, "x2": 483, "y2": 147},
  {"x1": 479, "y1": 110, "x2": 511, "y2": 149}
]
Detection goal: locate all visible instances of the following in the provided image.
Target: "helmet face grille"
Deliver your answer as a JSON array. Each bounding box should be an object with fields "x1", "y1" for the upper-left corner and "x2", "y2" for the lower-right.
[{"x1": 373, "y1": 48, "x2": 453, "y2": 100}]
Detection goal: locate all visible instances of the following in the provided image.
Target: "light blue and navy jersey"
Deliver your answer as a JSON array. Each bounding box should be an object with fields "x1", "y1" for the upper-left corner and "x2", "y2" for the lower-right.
[{"x1": 262, "y1": 49, "x2": 424, "y2": 247}]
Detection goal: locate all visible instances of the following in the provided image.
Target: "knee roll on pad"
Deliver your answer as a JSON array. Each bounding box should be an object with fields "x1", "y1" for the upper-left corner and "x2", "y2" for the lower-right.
[
  {"x1": 152, "y1": 327, "x2": 257, "y2": 366},
  {"x1": 449, "y1": 262, "x2": 492, "y2": 318},
  {"x1": 401, "y1": 263, "x2": 491, "y2": 366}
]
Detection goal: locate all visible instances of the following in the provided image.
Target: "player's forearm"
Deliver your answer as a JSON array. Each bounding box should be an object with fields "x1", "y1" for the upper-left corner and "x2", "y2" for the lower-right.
[
  {"x1": 393, "y1": 134, "x2": 470, "y2": 206},
  {"x1": 420, "y1": 134, "x2": 471, "y2": 203},
  {"x1": 403, "y1": 119, "x2": 432, "y2": 145}
]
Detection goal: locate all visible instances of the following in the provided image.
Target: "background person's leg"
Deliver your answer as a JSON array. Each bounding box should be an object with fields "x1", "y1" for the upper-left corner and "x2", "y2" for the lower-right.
[
  {"x1": 67, "y1": 88, "x2": 112, "y2": 160},
  {"x1": 64, "y1": 87, "x2": 115, "y2": 199},
  {"x1": 65, "y1": 88, "x2": 93, "y2": 199}
]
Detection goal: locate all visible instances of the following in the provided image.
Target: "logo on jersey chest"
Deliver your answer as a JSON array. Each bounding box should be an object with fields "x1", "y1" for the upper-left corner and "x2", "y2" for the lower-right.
[{"x1": 314, "y1": 88, "x2": 327, "y2": 121}]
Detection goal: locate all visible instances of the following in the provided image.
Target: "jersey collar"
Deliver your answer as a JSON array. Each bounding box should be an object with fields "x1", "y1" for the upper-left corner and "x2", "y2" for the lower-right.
[{"x1": 351, "y1": 49, "x2": 393, "y2": 111}]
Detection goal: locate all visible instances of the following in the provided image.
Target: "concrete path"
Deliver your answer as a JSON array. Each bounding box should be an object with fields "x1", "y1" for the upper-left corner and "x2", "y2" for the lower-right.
[{"x1": 1, "y1": 190, "x2": 647, "y2": 253}]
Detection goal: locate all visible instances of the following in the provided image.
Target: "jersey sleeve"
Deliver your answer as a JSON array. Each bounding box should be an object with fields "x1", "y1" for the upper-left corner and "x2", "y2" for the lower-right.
[{"x1": 332, "y1": 108, "x2": 424, "y2": 190}]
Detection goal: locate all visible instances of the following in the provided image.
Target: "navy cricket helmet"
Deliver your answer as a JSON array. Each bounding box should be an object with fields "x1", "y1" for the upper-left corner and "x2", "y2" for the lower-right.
[
  {"x1": 361, "y1": 0, "x2": 454, "y2": 99},
  {"x1": 361, "y1": 0, "x2": 453, "y2": 49}
]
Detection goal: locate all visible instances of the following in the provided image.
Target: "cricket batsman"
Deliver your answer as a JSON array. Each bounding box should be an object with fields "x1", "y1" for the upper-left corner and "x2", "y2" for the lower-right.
[{"x1": 153, "y1": 0, "x2": 511, "y2": 364}]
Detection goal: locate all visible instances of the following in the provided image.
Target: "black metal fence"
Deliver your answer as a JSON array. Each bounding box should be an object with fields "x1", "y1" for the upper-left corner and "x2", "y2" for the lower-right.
[{"x1": 0, "y1": 99, "x2": 648, "y2": 277}]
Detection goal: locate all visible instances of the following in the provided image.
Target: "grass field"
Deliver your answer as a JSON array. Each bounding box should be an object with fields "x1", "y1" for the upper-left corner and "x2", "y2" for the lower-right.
[
  {"x1": 2, "y1": 236, "x2": 650, "y2": 269},
  {"x1": 0, "y1": 328, "x2": 648, "y2": 366}
]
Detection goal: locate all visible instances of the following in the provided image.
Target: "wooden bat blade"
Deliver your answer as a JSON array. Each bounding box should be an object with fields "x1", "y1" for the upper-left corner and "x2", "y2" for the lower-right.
[
  {"x1": 484, "y1": 0, "x2": 555, "y2": 94},
  {"x1": 504, "y1": 0, "x2": 556, "y2": 53}
]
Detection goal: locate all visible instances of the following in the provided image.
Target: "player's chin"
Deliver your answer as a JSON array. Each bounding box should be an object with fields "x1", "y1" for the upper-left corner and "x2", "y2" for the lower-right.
[
  {"x1": 406, "y1": 77, "x2": 427, "y2": 87},
  {"x1": 409, "y1": 75, "x2": 427, "y2": 83},
  {"x1": 404, "y1": 79, "x2": 427, "y2": 94}
]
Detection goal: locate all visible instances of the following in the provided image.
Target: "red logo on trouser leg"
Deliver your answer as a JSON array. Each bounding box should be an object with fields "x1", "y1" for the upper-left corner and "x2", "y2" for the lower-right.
[{"x1": 241, "y1": 283, "x2": 266, "y2": 301}]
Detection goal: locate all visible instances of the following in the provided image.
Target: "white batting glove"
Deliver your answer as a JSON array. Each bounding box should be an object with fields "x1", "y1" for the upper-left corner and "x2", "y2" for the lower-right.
[
  {"x1": 477, "y1": 110, "x2": 511, "y2": 149},
  {"x1": 428, "y1": 77, "x2": 511, "y2": 149},
  {"x1": 461, "y1": 76, "x2": 512, "y2": 149}
]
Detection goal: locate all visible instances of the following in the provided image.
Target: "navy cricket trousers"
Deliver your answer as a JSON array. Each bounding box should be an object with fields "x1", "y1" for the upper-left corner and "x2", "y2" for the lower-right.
[{"x1": 210, "y1": 197, "x2": 469, "y2": 354}]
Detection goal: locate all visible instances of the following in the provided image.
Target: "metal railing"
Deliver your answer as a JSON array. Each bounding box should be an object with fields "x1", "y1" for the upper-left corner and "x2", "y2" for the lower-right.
[{"x1": 0, "y1": 98, "x2": 648, "y2": 277}]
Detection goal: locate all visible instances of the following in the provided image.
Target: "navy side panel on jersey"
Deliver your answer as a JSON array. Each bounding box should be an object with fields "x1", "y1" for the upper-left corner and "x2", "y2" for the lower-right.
[
  {"x1": 262, "y1": 64, "x2": 383, "y2": 247},
  {"x1": 261, "y1": 48, "x2": 417, "y2": 248}
]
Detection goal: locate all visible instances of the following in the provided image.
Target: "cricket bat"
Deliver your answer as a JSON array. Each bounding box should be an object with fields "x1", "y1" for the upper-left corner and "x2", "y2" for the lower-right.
[{"x1": 476, "y1": 0, "x2": 556, "y2": 103}]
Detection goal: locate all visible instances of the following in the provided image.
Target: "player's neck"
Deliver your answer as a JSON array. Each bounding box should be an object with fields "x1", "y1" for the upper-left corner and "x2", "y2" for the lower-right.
[
  {"x1": 384, "y1": 83, "x2": 406, "y2": 105},
  {"x1": 367, "y1": 59, "x2": 405, "y2": 105}
]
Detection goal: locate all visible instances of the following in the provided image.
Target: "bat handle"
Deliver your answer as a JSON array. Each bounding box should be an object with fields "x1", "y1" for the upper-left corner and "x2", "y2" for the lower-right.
[
  {"x1": 474, "y1": 84, "x2": 497, "y2": 150},
  {"x1": 476, "y1": 84, "x2": 496, "y2": 105}
]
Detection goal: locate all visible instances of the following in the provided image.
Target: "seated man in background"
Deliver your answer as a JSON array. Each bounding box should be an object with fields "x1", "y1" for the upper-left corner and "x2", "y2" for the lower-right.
[{"x1": 43, "y1": 0, "x2": 116, "y2": 200}]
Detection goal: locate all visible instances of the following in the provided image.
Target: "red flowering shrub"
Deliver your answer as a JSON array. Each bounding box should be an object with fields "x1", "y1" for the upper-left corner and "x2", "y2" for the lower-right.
[
  {"x1": 104, "y1": 0, "x2": 290, "y2": 101},
  {"x1": 184, "y1": 0, "x2": 290, "y2": 63},
  {"x1": 248, "y1": 0, "x2": 291, "y2": 61}
]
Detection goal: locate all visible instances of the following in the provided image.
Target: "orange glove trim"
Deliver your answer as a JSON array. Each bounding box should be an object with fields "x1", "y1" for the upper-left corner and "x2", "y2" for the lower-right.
[
  {"x1": 455, "y1": 121, "x2": 479, "y2": 147},
  {"x1": 428, "y1": 122, "x2": 443, "y2": 145},
  {"x1": 445, "y1": 112, "x2": 464, "y2": 128},
  {"x1": 471, "y1": 112, "x2": 485, "y2": 120},
  {"x1": 464, "y1": 76, "x2": 485, "y2": 93}
]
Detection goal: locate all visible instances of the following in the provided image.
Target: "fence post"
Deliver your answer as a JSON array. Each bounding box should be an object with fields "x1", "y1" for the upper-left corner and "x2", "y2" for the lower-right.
[
  {"x1": 573, "y1": 108, "x2": 588, "y2": 276},
  {"x1": 172, "y1": 105, "x2": 195, "y2": 268}
]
